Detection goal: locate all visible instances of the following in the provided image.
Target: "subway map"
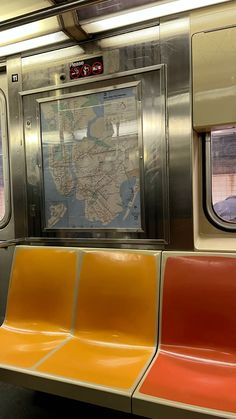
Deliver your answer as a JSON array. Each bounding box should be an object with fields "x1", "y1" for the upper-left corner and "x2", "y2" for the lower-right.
[{"x1": 40, "y1": 87, "x2": 141, "y2": 229}]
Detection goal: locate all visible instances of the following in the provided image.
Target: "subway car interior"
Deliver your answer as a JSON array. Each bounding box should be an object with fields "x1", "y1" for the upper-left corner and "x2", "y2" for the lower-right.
[{"x1": 1, "y1": 0, "x2": 236, "y2": 418}]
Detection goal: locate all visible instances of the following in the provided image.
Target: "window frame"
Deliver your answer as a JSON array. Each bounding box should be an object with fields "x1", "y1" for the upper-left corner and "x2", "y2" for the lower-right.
[
  {"x1": 0, "y1": 88, "x2": 10, "y2": 228},
  {"x1": 205, "y1": 131, "x2": 236, "y2": 231}
]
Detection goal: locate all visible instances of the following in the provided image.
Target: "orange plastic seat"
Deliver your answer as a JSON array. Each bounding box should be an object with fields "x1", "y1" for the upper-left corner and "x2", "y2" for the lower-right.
[
  {"x1": 0, "y1": 246, "x2": 78, "y2": 368},
  {"x1": 133, "y1": 252, "x2": 236, "y2": 418},
  {"x1": 36, "y1": 250, "x2": 160, "y2": 411}
]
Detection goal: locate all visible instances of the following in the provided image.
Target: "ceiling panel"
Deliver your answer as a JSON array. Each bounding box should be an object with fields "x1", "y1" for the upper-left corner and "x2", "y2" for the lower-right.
[
  {"x1": 0, "y1": 0, "x2": 52, "y2": 21},
  {"x1": 76, "y1": 0, "x2": 158, "y2": 20},
  {"x1": 52, "y1": 0, "x2": 158, "y2": 21}
]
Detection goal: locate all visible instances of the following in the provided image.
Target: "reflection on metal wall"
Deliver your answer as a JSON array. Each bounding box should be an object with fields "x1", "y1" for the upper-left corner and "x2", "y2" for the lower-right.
[
  {"x1": 0, "y1": 246, "x2": 14, "y2": 323},
  {"x1": 0, "y1": 91, "x2": 6, "y2": 221},
  {"x1": 7, "y1": 57, "x2": 27, "y2": 239},
  {"x1": 0, "y1": 70, "x2": 14, "y2": 240},
  {"x1": 160, "y1": 16, "x2": 193, "y2": 249},
  {"x1": 22, "y1": 35, "x2": 160, "y2": 90}
]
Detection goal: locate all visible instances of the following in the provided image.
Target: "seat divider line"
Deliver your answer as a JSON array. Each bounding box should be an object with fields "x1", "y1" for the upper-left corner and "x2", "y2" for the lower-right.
[
  {"x1": 31, "y1": 335, "x2": 73, "y2": 370},
  {"x1": 131, "y1": 253, "x2": 162, "y2": 411},
  {"x1": 3, "y1": 245, "x2": 19, "y2": 323},
  {"x1": 70, "y1": 251, "x2": 84, "y2": 335},
  {"x1": 131, "y1": 347, "x2": 157, "y2": 394},
  {"x1": 155, "y1": 252, "x2": 162, "y2": 349},
  {"x1": 30, "y1": 249, "x2": 84, "y2": 371},
  {"x1": 131, "y1": 253, "x2": 161, "y2": 393}
]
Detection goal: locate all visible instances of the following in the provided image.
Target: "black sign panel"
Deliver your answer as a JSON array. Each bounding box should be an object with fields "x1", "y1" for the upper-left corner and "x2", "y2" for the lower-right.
[
  {"x1": 12, "y1": 74, "x2": 18, "y2": 83},
  {"x1": 70, "y1": 56, "x2": 103, "y2": 80}
]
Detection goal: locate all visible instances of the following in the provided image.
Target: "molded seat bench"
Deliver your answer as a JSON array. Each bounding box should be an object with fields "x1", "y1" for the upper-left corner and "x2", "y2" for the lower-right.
[
  {"x1": 0, "y1": 246, "x2": 160, "y2": 413},
  {"x1": 0, "y1": 246, "x2": 78, "y2": 367},
  {"x1": 133, "y1": 252, "x2": 236, "y2": 419}
]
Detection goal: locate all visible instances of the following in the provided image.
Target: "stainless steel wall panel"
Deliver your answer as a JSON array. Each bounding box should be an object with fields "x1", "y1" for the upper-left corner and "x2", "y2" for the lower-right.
[
  {"x1": 160, "y1": 16, "x2": 193, "y2": 249},
  {"x1": 0, "y1": 246, "x2": 14, "y2": 323},
  {"x1": 22, "y1": 47, "x2": 120, "y2": 90},
  {"x1": 22, "y1": 36, "x2": 160, "y2": 91},
  {"x1": 0, "y1": 71, "x2": 13, "y2": 239},
  {"x1": 7, "y1": 56, "x2": 28, "y2": 238},
  {"x1": 19, "y1": 18, "x2": 193, "y2": 249}
]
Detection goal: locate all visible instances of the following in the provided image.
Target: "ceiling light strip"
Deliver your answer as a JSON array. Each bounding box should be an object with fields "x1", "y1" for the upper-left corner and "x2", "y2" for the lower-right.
[
  {"x1": 81, "y1": 0, "x2": 232, "y2": 33},
  {"x1": 0, "y1": 32, "x2": 69, "y2": 57}
]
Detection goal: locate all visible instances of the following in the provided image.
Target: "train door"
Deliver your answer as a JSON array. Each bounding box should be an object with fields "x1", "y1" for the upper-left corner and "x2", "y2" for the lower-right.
[
  {"x1": 0, "y1": 69, "x2": 15, "y2": 322},
  {"x1": 0, "y1": 70, "x2": 11, "y2": 239}
]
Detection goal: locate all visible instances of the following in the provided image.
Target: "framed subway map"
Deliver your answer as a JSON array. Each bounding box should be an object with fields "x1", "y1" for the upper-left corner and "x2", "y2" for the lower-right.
[
  {"x1": 24, "y1": 65, "x2": 167, "y2": 242},
  {"x1": 39, "y1": 84, "x2": 142, "y2": 230}
]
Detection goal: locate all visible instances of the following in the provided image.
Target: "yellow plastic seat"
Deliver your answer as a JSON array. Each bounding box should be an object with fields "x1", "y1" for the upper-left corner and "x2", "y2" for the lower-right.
[
  {"x1": 36, "y1": 250, "x2": 160, "y2": 409},
  {"x1": 0, "y1": 246, "x2": 78, "y2": 368}
]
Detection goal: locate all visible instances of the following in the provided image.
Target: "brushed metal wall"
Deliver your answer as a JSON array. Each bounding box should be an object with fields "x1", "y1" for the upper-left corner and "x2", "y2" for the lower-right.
[
  {"x1": 7, "y1": 57, "x2": 28, "y2": 239},
  {"x1": 0, "y1": 246, "x2": 14, "y2": 323},
  {"x1": 160, "y1": 16, "x2": 193, "y2": 249},
  {"x1": 3, "y1": 15, "x2": 193, "y2": 250}
]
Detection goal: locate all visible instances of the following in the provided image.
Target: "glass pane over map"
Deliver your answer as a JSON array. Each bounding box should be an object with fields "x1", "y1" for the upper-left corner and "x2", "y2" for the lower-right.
[{"x1": 40, "y1": 86, "x2": 142, "y2": 229}]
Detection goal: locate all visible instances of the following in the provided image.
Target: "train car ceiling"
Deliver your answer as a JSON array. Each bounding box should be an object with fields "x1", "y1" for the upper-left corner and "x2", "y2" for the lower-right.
[
  {"x1": 78, "y1": 0, "x2": 233, "y2": 34},
  {"x1": 0, "y1": 0, "x2": 52, "y2": 20},
  {"x1": 0, "y1": 1, "x2": 70, "y2": 58},
  {"x1": 0, "y1": 0, "x2": 233, "y2": 57}
]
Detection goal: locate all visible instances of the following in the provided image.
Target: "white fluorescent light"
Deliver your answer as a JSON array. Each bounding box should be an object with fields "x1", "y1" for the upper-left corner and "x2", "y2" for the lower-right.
[
  {"x1": 0, "y1": 0, "x2": 52, "y2": 21},
  {"x1": 81, "y1": 0, "x2": 231, "y2": 33},
  {"x1": 98, "y1": 26, "x2": 159, "y2": 48},
  {"x1": 22, "y1": 45, "x2": 84, "y2": 68},
  {"x1": 0, "y1": 32, "x2": 69, "y2": 58},
  {"x1": 0, "y1": 17, "x2": 60, "y2": 47}
]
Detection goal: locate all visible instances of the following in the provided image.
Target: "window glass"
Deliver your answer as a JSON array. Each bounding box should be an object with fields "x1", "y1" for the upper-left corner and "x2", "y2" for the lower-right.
[
  {"x1": 211, "y1": 128, "x2": 236, "y2": 223},
  {"x1": 0, "y1": 89, "x2": 9, "y2": 226}
]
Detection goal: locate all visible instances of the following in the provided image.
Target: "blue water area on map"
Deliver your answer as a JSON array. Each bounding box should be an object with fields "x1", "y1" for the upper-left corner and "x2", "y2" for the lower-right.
[
  {"x1": 41, "y1": 86, "x2": 140, "y2": 230},
  {"x1": 43, "y1": 148, "x2": 141, "y2": 230}
]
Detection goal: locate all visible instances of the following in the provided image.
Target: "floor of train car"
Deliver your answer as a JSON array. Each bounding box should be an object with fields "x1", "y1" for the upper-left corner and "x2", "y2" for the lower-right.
[{"x1": 0, "y1": 382, "x2": 147, "y2": 419}]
